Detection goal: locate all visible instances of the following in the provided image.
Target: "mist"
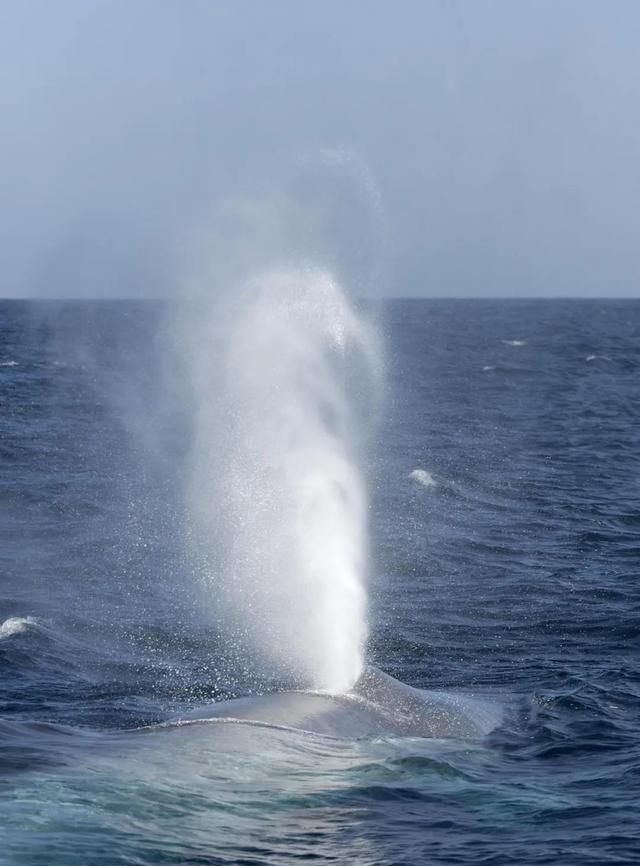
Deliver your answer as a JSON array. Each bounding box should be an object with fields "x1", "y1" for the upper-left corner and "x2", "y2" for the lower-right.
[{"x1": 2, "y1": 0, "x2": 640, "y2": 298}]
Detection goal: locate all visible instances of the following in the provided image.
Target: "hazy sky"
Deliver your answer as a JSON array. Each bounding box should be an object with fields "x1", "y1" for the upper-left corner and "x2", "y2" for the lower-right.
[{"x1": 2, "y1": 0, "x2": 640, "y2": 298}]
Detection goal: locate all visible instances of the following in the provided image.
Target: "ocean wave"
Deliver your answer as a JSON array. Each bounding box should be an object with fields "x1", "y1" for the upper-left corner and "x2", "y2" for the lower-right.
[
  {"x1": 501, "y1": 339, "x2": 527, "y2": 347},
  {"x1": 409, "y1": 469, "x2": 437, "y2": 489},
  {"x1": 0, "y1": 616, "x2": 37, "y2": 640},
  {"x1": 0, "y1": 360, "x2": 19, "y2": 367}
]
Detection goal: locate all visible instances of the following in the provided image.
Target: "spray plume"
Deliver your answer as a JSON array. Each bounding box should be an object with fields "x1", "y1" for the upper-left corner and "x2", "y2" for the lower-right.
[{"x1": 167, "y1": 154, "x2": 385, "y2": 692}]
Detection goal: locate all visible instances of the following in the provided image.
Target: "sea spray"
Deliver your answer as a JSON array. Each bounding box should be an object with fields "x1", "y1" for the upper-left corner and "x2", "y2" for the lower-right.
[{"x1": 183, "y1": 266, "x2": 380, "y2": 693}]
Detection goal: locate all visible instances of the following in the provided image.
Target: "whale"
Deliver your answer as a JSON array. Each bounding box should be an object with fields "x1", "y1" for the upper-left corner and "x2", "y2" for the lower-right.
[{"x1": 179, "y1": 666, "x2": 501, "y2": 739}]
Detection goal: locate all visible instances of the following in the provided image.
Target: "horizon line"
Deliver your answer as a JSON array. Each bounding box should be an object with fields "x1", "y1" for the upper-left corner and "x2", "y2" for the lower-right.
[{"x1": 1, "y1": 294, "x2": 639, "y2": 303}]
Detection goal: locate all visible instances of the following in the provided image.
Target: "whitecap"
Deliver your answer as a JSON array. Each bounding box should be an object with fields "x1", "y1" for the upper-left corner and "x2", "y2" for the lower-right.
[
  {"x1": 409, "y1": 469, "x2": 437, "y2": 489},
  {"x1": 501, "y1": 339, "x2": 527, "y2": 347},
  {"x1": 0, "y1": 360, "x2": 18, "y2": 367},
  {"x1": 0, "y1": 616, "x2": 37, "y2": 639},
  {"x1": 482, "y1": 365, "x2": 495, "y2": 372}
]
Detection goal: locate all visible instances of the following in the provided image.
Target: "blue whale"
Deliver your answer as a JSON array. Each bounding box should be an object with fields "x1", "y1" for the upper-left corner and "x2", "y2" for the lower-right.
[{"x1": 180, "y1": 666, "x2": 501, "y2": 739}]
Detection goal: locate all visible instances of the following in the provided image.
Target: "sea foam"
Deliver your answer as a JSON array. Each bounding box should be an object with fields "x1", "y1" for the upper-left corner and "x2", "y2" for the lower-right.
[
  {"x1": 0, "y1": 616, "x2": 37, "y2": 640},
  {"x1": 409, "y1": 469, "x2": 438, "y2": 489}
]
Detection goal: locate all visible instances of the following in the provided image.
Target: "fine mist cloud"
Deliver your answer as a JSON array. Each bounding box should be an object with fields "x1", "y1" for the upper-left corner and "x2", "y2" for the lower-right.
[{"x1": 2, "y1": 0, "x2": 640, "y2": 298}]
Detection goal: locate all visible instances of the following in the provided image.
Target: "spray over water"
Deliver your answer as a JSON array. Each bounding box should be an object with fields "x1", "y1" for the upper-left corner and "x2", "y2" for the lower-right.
[
  {"x1": 184, "y1": 263, "x2": 380, "y2": 694},
  {"x1": 172, "y1": 152, "x2": 386, "y2": 693}
]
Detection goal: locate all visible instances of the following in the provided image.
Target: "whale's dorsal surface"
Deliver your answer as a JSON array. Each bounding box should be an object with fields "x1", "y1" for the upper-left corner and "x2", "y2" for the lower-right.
[
  {"x1": 350, "y1": 666, "x2": 500, "y2": 738},
  {"x1": 180, "y1": 667, "x2": 501, "y2": 739}
]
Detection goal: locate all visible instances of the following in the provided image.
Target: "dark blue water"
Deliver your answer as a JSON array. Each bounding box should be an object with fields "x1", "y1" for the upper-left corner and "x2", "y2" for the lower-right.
[{"x1": 1, "y1": 299, "x2": 639, "y2": 865}]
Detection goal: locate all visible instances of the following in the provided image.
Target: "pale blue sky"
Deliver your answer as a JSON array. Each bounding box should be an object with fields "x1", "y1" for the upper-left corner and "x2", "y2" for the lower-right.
[{"x1": 2, "y1": 1, "x2": 640, "y2": 297}]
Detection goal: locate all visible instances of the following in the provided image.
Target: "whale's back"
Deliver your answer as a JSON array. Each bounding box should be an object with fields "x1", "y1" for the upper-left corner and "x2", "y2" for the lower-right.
[{"x1": 181, "y1": 667, "x2": 502, "y2": 739}]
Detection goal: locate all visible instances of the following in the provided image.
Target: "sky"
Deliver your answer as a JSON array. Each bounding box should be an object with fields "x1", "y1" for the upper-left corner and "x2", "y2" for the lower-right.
[{"x1": 2, "y1": 0, "x2": 640, "y2": 298}]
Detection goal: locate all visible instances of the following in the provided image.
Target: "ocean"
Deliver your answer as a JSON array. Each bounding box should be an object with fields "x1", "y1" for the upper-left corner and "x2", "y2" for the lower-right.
[{"x1": 1, "y1": 298, "x2": 638, "y2": 865}]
